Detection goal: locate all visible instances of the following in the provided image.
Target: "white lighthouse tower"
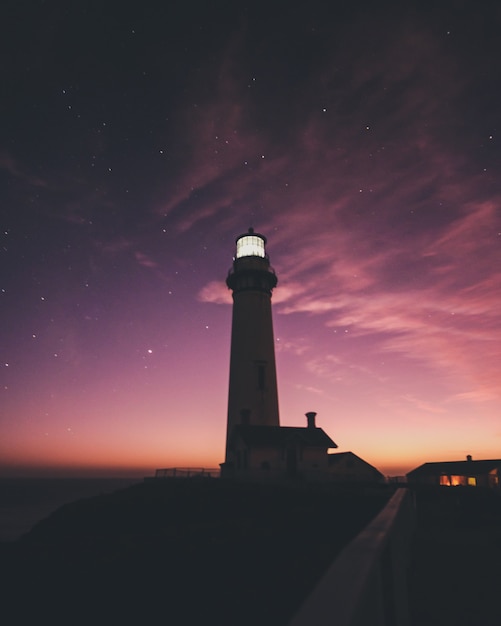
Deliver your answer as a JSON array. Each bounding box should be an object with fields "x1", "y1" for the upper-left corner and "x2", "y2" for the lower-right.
[{"x1": 224, "y1": 228, "x2": 280, "y2": 461}]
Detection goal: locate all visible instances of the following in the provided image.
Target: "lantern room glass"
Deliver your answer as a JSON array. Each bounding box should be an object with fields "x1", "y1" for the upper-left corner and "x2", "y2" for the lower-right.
[{"x1": 236, "y1": 235, "x2": 265, "y2": 259}]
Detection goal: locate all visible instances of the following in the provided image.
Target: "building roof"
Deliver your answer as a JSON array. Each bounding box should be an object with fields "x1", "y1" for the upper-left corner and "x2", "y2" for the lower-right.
[
  {"x1": 407, "y1": 459, "x2": 501, "y2": 478},
  {"x1": 327, "y1": 451, "x2": 384, "y2": 477},
  {"x1": 230, "y1": 425, "x2": 337, "y2": 449}
]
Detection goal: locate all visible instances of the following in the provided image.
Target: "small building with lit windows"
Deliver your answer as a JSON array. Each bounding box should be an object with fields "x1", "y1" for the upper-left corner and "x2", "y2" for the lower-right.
[{"x1": 407, "y1": 456, "x2": 501, "y2": 489}]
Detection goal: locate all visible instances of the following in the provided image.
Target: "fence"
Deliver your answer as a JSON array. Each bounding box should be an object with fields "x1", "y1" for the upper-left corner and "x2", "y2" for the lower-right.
[
  {"x1": 288, "y1": 488, "x2": 415, "y2": 626},
  {"x1": 154, "y1": 467, "x2": 221, "y2": 479}
]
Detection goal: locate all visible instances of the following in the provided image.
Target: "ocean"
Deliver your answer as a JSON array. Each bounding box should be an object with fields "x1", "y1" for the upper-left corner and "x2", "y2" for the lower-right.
[{"x1": 0, "y1": 477, "x2": 141, "y2": 542}]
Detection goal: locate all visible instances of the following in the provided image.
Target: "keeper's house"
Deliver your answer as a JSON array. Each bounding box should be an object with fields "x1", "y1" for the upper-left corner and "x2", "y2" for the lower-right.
[{"x1": 407, "y1": 455, "x2": 501, "y2": 488}]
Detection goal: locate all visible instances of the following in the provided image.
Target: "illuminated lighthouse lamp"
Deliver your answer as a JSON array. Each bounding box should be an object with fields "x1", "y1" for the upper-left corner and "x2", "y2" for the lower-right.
[{"x1": 235, "y1": 228, "x2": 266, "y2": 259}]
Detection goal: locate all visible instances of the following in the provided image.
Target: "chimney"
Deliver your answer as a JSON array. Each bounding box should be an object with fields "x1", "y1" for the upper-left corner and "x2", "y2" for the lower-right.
[
  {"x1": 305, "y1": 412, "x2": 317, "y2": 429},
  {"x1": 466, "y1": 454, "x2": 472, "y2": 462}
]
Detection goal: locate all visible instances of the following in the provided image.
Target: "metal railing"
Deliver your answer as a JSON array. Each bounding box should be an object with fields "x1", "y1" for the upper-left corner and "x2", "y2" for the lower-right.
[
  {"x1": 288, "y1": 488, "x2": 415, "y2": 626},
  {"x1": 154, "y1": 467, "x2": 220, "y2": 479}
]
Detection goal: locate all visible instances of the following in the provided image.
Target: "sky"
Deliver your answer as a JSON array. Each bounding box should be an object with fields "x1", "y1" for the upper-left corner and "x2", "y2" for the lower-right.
[{"x1": 1, "y1": 0, "x2": 500, "y2": 478}]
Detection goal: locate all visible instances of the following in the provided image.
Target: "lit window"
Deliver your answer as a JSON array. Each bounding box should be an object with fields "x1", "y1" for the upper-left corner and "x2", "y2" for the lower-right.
[
  {"x1": 467, "y1": 476, "x2": 476, "y2": 486},
  {"x1": 440, "y1": 475, "x2": 466, "y2": 486},
  {"x1": 236, "y1": 235, "x2": 265, "y2": 258}
]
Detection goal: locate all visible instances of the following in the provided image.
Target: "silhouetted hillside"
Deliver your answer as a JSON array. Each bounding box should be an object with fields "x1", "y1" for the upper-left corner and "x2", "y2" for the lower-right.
[{"x1": 0, "y1": 479, "x2": 391, "y2": 626}]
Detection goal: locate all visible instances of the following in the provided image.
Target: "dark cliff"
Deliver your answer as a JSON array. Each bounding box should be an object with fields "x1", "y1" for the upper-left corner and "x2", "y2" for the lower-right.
[{"x1": 0, "y1": 479, "x2": 390, "y2": 626}]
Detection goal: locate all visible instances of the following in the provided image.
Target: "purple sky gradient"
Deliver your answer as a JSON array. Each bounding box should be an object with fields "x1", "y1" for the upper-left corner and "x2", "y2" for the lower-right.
[{"x1": 1, "y1": 1, "x2": 500, "y2": 476}]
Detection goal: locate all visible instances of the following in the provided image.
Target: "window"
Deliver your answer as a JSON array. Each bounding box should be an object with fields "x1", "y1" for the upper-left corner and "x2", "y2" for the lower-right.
[
  {"x1": 440, "y1": 475, "x2": 466, "y2": 486},
  {"x1": 257, "y1": 364, "x2": 265, "y2": 391},
  {"x1": 467, "y1": 476, "x2": 476, "y2": 486}
]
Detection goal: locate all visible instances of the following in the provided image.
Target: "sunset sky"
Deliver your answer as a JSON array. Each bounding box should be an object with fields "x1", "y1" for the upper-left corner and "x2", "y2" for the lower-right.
[{"x1": 1, "y1": 1, "x2": 500, "y2": 477}]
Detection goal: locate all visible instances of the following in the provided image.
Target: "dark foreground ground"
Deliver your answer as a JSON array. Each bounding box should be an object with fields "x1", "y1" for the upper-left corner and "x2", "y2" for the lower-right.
[
  {"x1": 409, "y1": 486, "x2": 501, "y2": 626},
  {"x1": 0, "y1": 479, "x2": 390, "y2": 626}
]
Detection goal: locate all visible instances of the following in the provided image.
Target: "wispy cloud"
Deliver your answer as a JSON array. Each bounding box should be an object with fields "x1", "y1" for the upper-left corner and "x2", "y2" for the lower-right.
[
  {"x1": 0, "y1": 151, "x2": 48, "y2": 188},
  {"x1": 185, "y1": 15, "x2": 501, "y2": 410},
  {"x1": 198, "y1": 280, "x2": 232, "y2": 305},
  {"x1": 134, "y1": 251, "x2": 159, "y2": 269}
]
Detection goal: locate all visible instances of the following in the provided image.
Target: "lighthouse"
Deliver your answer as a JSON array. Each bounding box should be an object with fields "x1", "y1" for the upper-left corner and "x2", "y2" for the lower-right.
[
  {"x1": 224, "y1": 228, "x2": 280, "y2": 461},
  {"x1": 219, "y1": 228, "x2": 340, "y2": 480}
]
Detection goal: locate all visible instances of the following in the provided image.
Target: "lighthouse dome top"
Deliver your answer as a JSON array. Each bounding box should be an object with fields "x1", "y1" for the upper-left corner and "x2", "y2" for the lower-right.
[{"x1": 235, "y1": 227, "x2": 267, "y2": 259}]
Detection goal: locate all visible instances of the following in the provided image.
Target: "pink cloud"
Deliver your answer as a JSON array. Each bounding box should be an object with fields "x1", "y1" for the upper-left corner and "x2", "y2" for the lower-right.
[
  {"x1": 197, "y1": 280, "x2": 232, "y2": 305},
  {"x1": 171, "y1": 19, "x2": 500, "y2": 414},
  {"x1": 134, "y1": 251, "x2": 159, "y2": 269}
]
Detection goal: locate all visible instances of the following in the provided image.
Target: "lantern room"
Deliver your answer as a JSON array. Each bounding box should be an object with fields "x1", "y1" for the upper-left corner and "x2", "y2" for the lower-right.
[{"x1": 235, "y1": 228, "x2": 266, "y2": 259}]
